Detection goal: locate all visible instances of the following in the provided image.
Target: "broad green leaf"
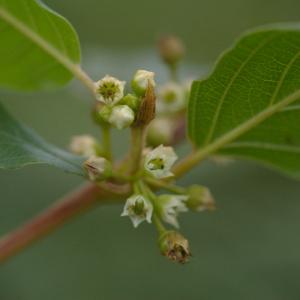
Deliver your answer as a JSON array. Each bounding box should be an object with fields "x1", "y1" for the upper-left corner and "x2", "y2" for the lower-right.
[
  {"x1": 0, "y1": 102, "x2": 85, "y2": 175},
  {"x1": 188, "y1": 25, "x2": 300, "y2": 178},
  {"x1": 0, "y1": 0, "x2": 81, "y2": 90}
]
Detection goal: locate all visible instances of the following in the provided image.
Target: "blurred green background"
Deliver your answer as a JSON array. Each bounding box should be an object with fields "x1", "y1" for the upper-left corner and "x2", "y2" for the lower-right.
[{"x1": 1, "y1": 0, "x2": 300, "y2": 299}]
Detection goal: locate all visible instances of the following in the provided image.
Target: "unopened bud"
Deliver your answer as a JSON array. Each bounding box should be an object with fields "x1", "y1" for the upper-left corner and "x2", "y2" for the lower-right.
[
  {"x1": 98, "y1": 105, "x2": 113, "y2": 124},
  {"x1": 109, "y1": 105, "x2": 135, "y2": 129},
  {"x1": 119, "y1": 93, "x2": 140, "y2": 111},
  {"x1": 131, "y1": 70, "x2": 155, "y2": 97},
  {"x1": 134, "y1": 83, "x2": 156, "y2": 127},
  {"x1": 69, "y1": 135, "x2": 101, "y2": 157},
  {"x1": 186, "y1": 185, "x2": 215, "y2": 212},
  {"x1": 147, "y1": 118, "x2": 174, "y2": 146},
  {"x1": 158, "y1": 231, "x2": 191, "y2": 264},
  {"x1": 84, "y1": 156, "x2": 112, "y2": 181},
  {"x1": 158, "y1": 35, "x2": 185, "y2": 66}
]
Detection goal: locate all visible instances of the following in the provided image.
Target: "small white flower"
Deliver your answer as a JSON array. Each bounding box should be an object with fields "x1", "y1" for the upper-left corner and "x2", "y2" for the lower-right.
[
  {"x1": 144, "y1": 145, "x2": 178, "y2": 179},
  {"x1": 70, "y1": 135, "x2": 97, "y2": 157},
  {"x1": 157, "y1": 194, "x2": 188, "y2": 228},
  {"x1": 108, "y1": 105, "x2": 135, "y2": 129},
  {"x1": 84, "y1": 156, "x2": 112, "y2": 181},
  {"x1": 121, "y1": 194, "x2": 153, "y2": 228},
  {"x1": 131, "y1": 70, "x2": 155, "y2": 96},
  {"x1": 157, "y1": 82, "x2": 186, "y2": 114},
  {"x1": 95, "y1": 75, "x2": 125, "y2": 105}
]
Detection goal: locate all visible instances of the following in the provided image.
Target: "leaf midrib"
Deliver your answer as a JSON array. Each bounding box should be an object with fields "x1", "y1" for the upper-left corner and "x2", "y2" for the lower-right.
[
  {"x1": 0, "y1": 4, "x2": 95, "y2": 92},
  {"x1": 0, "y1": 128, "x2": 83, "y2": 171},
  {"x1": 174, "y1": 88, "x2": 300, "y2": 177},
  {"x1": 0, "y1": 5, "x2": 75, "y2": 74},
  {"x1": 201, "y1": 32, "x2": 300, "y2": 152},
  {"x1": 224, "y1": 141, "x2": 300, "y2": 153},
  {"x1": 268, "y1": 49, "x2": 300, "y2": 106},
  {"x1": 203, "y1": 33, "x2": 278, "y2": 146}
]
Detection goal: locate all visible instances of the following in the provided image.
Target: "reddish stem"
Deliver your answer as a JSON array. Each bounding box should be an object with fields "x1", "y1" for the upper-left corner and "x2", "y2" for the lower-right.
[{"x1": 0, "y1": 183, "x2": 118, "y2": 263}]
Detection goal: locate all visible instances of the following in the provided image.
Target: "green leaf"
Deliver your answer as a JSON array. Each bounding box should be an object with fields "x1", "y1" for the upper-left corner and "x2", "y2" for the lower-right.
[
  {"x1": 188, "y1": 24, "x2": 300, "y2": 178},
  {"x1": 0, "y1": 0, "x2": 81, "y2": 90},
  {"x1": 0, "y1": 102, "x2": 85, "y2": 175}
]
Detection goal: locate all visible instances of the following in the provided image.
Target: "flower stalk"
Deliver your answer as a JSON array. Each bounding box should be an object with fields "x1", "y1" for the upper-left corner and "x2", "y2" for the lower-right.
[{"x1": 101, "y1": 125, "x2": 113, "y2": 161}]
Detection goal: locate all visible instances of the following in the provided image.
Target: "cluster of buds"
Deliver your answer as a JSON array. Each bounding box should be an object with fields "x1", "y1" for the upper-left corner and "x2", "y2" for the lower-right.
[
  {"x1": 120, "y1": 144, "x2": 215, "y2": 263},
  {"x1": 145, "y1": 36, "x2": 193, "y2": 147},
  {"x1": 155, "y1": 35, "x2": 190, "y2": 116},
  {"x1": 94, "y1": 70, "x2": 156, "y2": 130},
  {"x1": 69, "y1": 135, "x2": 112, "y2": 181},
  {"x1": 67, "y1": 36, "x2": 216, "y2": 264}
]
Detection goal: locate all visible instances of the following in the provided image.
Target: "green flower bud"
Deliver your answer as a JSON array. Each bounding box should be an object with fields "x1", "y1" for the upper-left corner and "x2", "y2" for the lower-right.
[
  {"x1": 108, "y1": 105, "x2": 135, "y2": 129},
  {"x1": 158, "y1": 231, "x2": 191, "y2": 264},
  {"x1": 147, "y1": 118, "x2": 174, "y2": 146},
  {"x1": 158, "y1": 35, "x2": 185, "y2": 66},
  {"x1": 119, "y1": 93, "x2": 140, "y2": 111},
  {"x1": 98, "y1": 105, "x2": 113, "y2": 124},
  {"x1": 186, "y1": 185, "x2": 215, "y2": 212},
  {"x1": 131, "y1": 70, "x2": 155, "y2": 97},
  {"x1": 84, "y1": 156, "x2": 112, "y2": 181}
]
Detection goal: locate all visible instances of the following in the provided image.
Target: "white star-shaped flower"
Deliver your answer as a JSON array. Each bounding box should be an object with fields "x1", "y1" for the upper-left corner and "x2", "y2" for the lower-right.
[
  {"x1": 95, "y1": 75, "x2": 125, "y2": 105},
  {"x1": 157, "y1": 194, "x2": 188, "y2": 228},
  {"x1": 144, "y1": 145, "x2": 178, "y2": 179},
  {"x1": 121, "y1": 194, "x2": 153, "y2": 228}
]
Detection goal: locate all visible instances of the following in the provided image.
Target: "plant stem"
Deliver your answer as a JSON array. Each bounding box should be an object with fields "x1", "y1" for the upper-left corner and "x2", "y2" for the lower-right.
[
  {"x1": 146, "y1": 178, "x2": 185, "y2": 194},
  {"x1": 128, "y1": 126, "x2": 147, "y2": 175},
  {"x1": 102, "y1": 126, "x2": 113, "y2": 161},
  {"x1": 138, "y1": 182, "x2": 167, "y2": 235},
  {"x1": 153, "y1": 215, "x2": 167, "y2": 235},
  {"x1": 169, "y1": 63, "x2": 179, "y2": 82},
  {"x1": 0, "y1": 183, "x2": 127, "y2": 264},
  {"x1": 173, "y1": 88, "x2": 300, "y2": 178}
]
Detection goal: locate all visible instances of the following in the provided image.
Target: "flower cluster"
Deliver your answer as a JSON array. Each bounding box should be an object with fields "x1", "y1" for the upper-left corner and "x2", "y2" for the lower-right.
[
  {"x1": 94, "y1": 70, "x2": 156, "y2": 130},
  {"x1": 118, "y1": 144, "x2": 214, "y2": 264},
  {"x1": 67, "y1": 36, "x2": 216, "y2": 264}
]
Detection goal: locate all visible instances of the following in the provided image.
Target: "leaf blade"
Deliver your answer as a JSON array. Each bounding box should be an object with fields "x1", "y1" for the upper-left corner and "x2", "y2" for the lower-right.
[
  {"x1": 188, "y1": 25, "x2": 300, "y2": 178},
  {"x1": 0, "y1": 102, "x2": 85, "y2": 175},
  {"x1": 0, "y1": 0, "x2": 81, "y2": 90}
]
